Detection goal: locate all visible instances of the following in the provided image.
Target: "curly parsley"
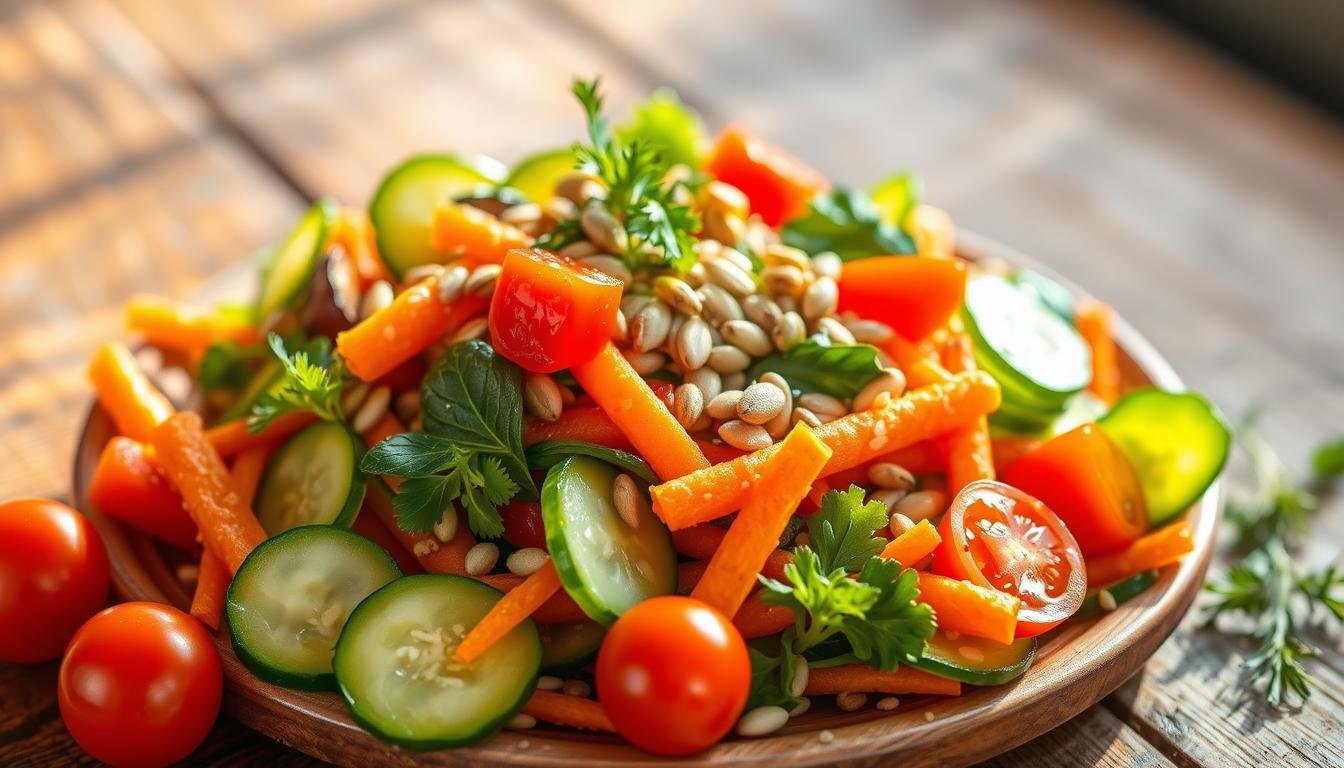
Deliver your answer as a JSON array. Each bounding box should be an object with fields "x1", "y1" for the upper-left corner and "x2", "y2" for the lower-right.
[{"x1": 247, "y1": 334, "x2": 347, "y2": 433}]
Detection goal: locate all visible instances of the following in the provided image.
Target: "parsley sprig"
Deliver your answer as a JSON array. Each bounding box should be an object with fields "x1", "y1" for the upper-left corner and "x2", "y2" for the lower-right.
[{"x1": 247, "y1": 334, "x2": 348, "y2": 433}]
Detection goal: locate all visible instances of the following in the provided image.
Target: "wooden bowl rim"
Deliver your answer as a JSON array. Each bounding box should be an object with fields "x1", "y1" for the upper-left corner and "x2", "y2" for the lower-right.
[{"x1": 71, "y1": 231, "x2": 1221, "y2": 767}]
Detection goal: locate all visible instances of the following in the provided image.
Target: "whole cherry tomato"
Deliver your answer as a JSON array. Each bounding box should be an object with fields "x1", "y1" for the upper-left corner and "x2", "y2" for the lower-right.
[
  {"x1": 0, "y1": 498, "x2": 110, "y2": 663},
  {"x1": 59, "y1": 602, "x2": 222, "y2": 768},
  {"x1": 596, "y1": 596, "x2": 750, "y2": 755}
]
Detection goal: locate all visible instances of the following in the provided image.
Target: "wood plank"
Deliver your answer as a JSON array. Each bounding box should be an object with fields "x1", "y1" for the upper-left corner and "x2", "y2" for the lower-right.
[{"x1": 978, "y1": 705, "x2": 1177, "y2": 768}]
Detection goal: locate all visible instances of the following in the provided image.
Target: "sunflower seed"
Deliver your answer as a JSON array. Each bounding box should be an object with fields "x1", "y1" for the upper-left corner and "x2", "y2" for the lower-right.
[
  {"x1": 888, "y1": 511, "x2": 916, "y2": 537},
  {"x1": 893, "y1": 490, "x2": 947, "y2": 523},
  {"x1": 506, "y1": 713, "x2": 538, "y2": 730},
  {"x1": 450, "y1": 317, "x2": 490, "y2": 344},
  {"x1": 816, "y1": 316, "x2": 857, "y2": 345},
  {"x1": 736, "y1": 382, "x2": 787, "y2": 425},
  {"x1": 741, "y1": 294, "x2": 783, "y2": 333},
  {"x1": 672, "y1": 383, "x2": 705, "y2": 429},
  {"x1": 541, "y1": 196, "x2": 578, "y2": 222},
  {"x1": 791, "y1": 406, "x2": 823, "y2": 429},
  {"x1": 762, "y1": 244, "x2": 812, "y2": 272},
  {"x1": 433, "y1": 506, "x2": 459, "y2": 543},
  {"x1": 631, "y1": 300, "x2": 673, "y2": 352},
  {"x1": 870, "y1": 488, "x2": 910, "y2": 514},
  {"x1": 708, "y1": 345, "x2": 752, "y2": 373},
  {"x1": 465, "y1": 264, "x2": 502, "y2": 297},
  {"x1": 811, "y1": 251, "x2": 843, "y2": 279},
  {"x1": 562, "y1": 679, "x2": 592, "y2": 698},
  {"x1": 465, "y1": 542, "x2": 500, "y2": 576},
  {"x1": 340, "y1": 382, "x2": 371, "y2": 417},
  {"x1": 701, "y1": 208, "x2": 746, "y2": 247},
  {"x1": 683, "y1": 367, "x2": 722, "y2": 402},
  {"x1": 736, "y1": 706, "x2": 789, "y2": 738},
  {"x1": 621, "y1": 294, "x2": 652, "y2": 317},
  {"x1": 722, "y1": 371, "x2": 747, "y2": 390},
  {"x1": 523, "y1": 372, "x2": 563, "y2": 422},
  {"x1": 868, "y1": 462, "x2": 916, "y2": 491},
  {"x1": 507, "y1": 547, "x2": 550, "y2": 577},
  {"x1": 612, "y1": 473, "x2": 647, "y2": 529},
  {"x1": 853, "y1": 367, "x2": 907, "y2": 411},
  {"x1": 790, "y1": 656, "x2": 810, "y2": 697},
  {"x1": 802, "y1": 275, "x2": 839, "y2": 320},
  {"x1": 697, "y1": 283, "x2": 743, "y2": 326},
  {"x1": 704, "y1": 257, "x2": 756, "y2": 297},
  {"x1": 836, "y1": 692, "x2": 868, "y2": 712},
  {"x1": 791, "y1": 698, "x2": 812, "y2": 718},
  {"x1": 500, "y1": 203, "x2": 542, "y2": 227},
  {"x1": 580, "y1": 206, "x2": 628, "y2": 254},
  {"x1": 718, "y1": 419, "x2": 773, "y2": 451},
  {"x1": 758, "y1": 372, "x2": 794, "y2": 438},
  {"x1": 352, "y1": 386, "x2": 391, "y2": 434},
  {"x1": 654, "y1": 275, "x2": 702, "y2": 315},
  {"x1": 876, "y1": 696, "x2": 901, "y2": 712},
  {"x1": 701, "y1": 180, "x2": 750, "y2": 218},
  {"x1": 622, "y1": 350, "x2": 667, "y2": 376},
  {"x1": 720, "y1": 320, "x2": 774, "y2": 357},
  {"x1": 1098, "y1": 589, "x2": 1118, "y2": 611},
  {"x1": 706, "y1": 390, "x2": 745, "y2": 420},
  {"x1": 536, "y1": 675, "x2": 564, "y2": 691},
  {"x1": 402, "y1": 264, "x2": 446, "y2": 284},
  {"x1": 579, "y1": 255, "x2": 632, "y2": 284},
  {"x1": 359, "y1": 280, "x2": 394, "y2": 320},
  {"x1": 798, "y1": 392, "x2": 847, "y2": 418},
  {"x1": 437, "y1": 265, "x2": 469, "y2": 303},
  {"x1": 612, "y1": 309, "x2": 629, "y2": 341},
  {"x1": 558, "y1": 240, "x2": 599, "y2": 260},
  {"x1": 773, "y1": 311, "x2": 807, "y2": 351},
  {"x1": 762, "y1": 264, "x2": 806, "y2": 298},
  {"x1": 675, "y1": 317, "x2": 713, "y2": 371},
  {"x1": 394, "y1": 390, "x2": 421, "y2": 423},
  {"x1": 556, "y1": 173, "x2": 605, "y2": 204}
]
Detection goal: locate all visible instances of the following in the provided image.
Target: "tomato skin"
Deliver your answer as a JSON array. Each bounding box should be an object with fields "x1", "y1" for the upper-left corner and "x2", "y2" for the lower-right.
[
  {"x1": 707, "y1": 124, "x2": 828, "y2": 227},
  {"x1": 0, "y1": 499, "x2": 110, "y2": 663},
  {"x1": 838, "y1": 256, "x2": 968, "y2": 342},
  {"x1": 488, "y1": 248, "x2": 623, "y2": 373},
  {"x1": 1002, "y1": 424, "x2": 1148, "y2": 556},
  {"x1": 596, "y1": 596, "x2": 750, "y2": 755},
  {"x1": 59, "y1": 603, "x2": 222, "y2": 768},
  {"x1": 500, "y1": 501, "x2": 547, "y2": 550},
  {"x1": 88, "y1": 438, "x2": 198, "y2": 551}
]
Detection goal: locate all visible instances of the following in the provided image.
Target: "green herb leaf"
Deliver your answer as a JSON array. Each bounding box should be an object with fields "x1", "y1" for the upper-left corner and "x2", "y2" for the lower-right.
[
  {"x1": 198, "y1": 342, "x2": 257, "y2": 394},
  {"x1": 1312, "y1": 438, "x2": 1344, "y2": 480},
  {"x1": 525, "y1": 440, "x2": 658, "y2": 485},
  {"x1": 808, "y1": 486, "x2": 890, "y2": 573},
  {"x1": 384, "y1": 450, "x2": 518, "y2": 538},
  {"x1": 616, "y1": 87, "x2": 707, "y2": 169},
  {"x1": 746, "y1": 641, "x2": 800, "y2": 710},
  {"x1": 247, "y1": 334, "x2": 347, "y2": 433},
  {"x1": 362, "y1": 433, "x2": 460, "y2": 476},
  {"x1": 781, "y1": 188, "x2": 915, "y2": 261},
  {"x1": 746, "y1": 335, "x2": 884, "y2": 400}
]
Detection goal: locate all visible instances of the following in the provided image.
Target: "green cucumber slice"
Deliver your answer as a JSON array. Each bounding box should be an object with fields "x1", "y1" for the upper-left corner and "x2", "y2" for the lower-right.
[
  {"x1": 1099, "y1": 388, "x2": 1230, "y2": 525},
  {"x1": 255, "y1": 422, "x2": 366, "y2": 535},
  {"x1": 539, "y1": 620, "x2": 606, "y2": 673},
  {"x1": 226, "y1": 526, "x2": 400, "y2": 689},
  {"x1": 257, "y1": 198, "x2": 338, "y2": 321},
  {"x1": 909, "y1": 630, "x2": 1036, "y2": 686},
  {"x1": 334, "y1": 575, "x2": 540, "y2": 749},
  {"x1": 541, "y1": 457, "x2": 677, "y2": 624},
  {"x1": 1012, "y1": 269, "x2": 1075, "y2": 323},
  {"x1": 368, "y1": 154, "x2": 506, "y2": 279},
  {"x1": 964, "y1": 275, "x2": 1091, "y2": 407},
  {"x1": 525, "y1": 440, "x2": 658, "y2": 485},
  {"x1": 1075, "y1": 569, "x2": 1160, "y2": 619},
  {"x1": 503, "y1": 148, "x2": 577, "y2": 204}
]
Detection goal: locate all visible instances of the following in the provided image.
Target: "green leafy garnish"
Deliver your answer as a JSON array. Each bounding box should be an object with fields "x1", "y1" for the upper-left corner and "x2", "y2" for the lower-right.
[
  {"x1": 808, "y1": 485, "x2": 889, "y2": 573},
  {"x1": 525, "y1": 440, "x2": 658, "y2": 485},
  {"x1": 781, "y1": 188, "x2": 915, "y2": 262},
  {"x1": 1312, "y1": 438, "x2": 1344, "y2": 481},
  {"x1": 869, "y1": 171, "x2": 922, "y2": 228},
  {"x1": 745, "y1": 335, "x2": 883, "y2": 399},
  {"x1": 616, "y1": 87, "x2": 707, "y2": 169},
  {"x1": 747, "y1": 642, "x2": 800, "y2": 710},
  {"x1": 198, "y1": 342, "x2": 258, "y2": 394},
  {"x1": 364, "y1": 433, "x2": 519, "y2": 537},
  {"x1": 247, "y1": 334, "x2": 347, "y2": 433}
]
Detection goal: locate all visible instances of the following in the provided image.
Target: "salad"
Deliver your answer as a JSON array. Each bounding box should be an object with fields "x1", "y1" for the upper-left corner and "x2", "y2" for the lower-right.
[{"x1": 8, "y1": 76, "x2": 1233, "y2": 762}]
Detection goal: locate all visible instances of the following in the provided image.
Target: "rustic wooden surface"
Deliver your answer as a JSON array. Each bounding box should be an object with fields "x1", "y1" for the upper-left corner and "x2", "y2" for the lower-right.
[{"x1": 1, "y1": 0, "x2": 1340, "y2": 765}]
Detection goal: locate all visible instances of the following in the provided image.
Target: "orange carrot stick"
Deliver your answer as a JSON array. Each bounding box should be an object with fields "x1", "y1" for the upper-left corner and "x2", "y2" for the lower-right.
[
  {"x1": 336, "y1": 274, "x2": 489, "y2": 382},
  {"x1": 150, "y1": 412, "x2": 267, "y2": 574},
  {"x1": 190, "y1": 445, "x2": 269, "y2": 630},
  {"x1": 475, "y1": 573, "x2": 588, "y2": 624},
  {"x1": 916, "y1": 572, "x2": 1020, "y2": 645},
  {"x1": 430, "y1": 202, "x2": 535, "y2": 268},
  {"x1": 804, "y1": 664, "x2": 961, "y2": 697},
  {"x1": 733, "y1": 594, "x2": 797, "y2": 639},
  {"x1": 88, "y1": 342, "x2": 175, "y2": 442},
  {"x1": 692, "y1": 425, "x2": 831, "y2": 617},
  {"x1": 125, "y1": 294, "x2": 260, "y2": 352},
  {"x1": 937, "y1": 327, "x2": 994, "y2": 496},
  {"x1": 883, "y1": 332, "x2": 949, "y2": 389},
  {"x1": 652, "y1": 372, "x2": 1001, "y2": 530},
  {"x1": 880, "y1": 520, "x2": 941, "y2": 566},
  {"x1": 570, "y1": 342, "x2": 710, "y2": 481},
  {"x1": 331, "y1": 208, "x2": 391, "y2": 288},
  {"x1": 1076, "y1": 299, "x2": 1120, "y2": 405},
  {"x1": 523, "y1": 406, "x2": 633, "y2": 451},
  {"x1": 455, "y1": 562, "x2": 562, "y2": 663},
  {"x1": 672, "y1": 525, "x2": 792, "y2": 581},
  {"x1": 1086, "y1": 520, "x2": 1193, "y2": 587},
  {"x1": 522, "y1": 690, "x2": 615, "y2": 732},
  {"x1": 205, "y1": 412, "x2": 316, "y2": 459}
]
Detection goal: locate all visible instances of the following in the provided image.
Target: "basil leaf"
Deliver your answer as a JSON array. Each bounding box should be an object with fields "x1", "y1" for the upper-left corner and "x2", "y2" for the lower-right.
[
  {"x1": 781, "y1": 188, "x2": 916, "y2": 261},
  {"x1": 526, "y1": 441, "x2": 658, "y2": 485},
  {"x1": 746, "y1": 335, "x2": 883, "y2": 399},
  {"x1": 362, "y1": 433, "x2": 459, "y2": 477}
]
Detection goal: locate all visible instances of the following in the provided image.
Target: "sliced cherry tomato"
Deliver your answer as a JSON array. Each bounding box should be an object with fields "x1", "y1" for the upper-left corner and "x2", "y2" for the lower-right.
[
  {"x1": 59, "y1": 602, "x2": 222, "y2": 767},
  {"x1": 933, "y1": 480, "x2": 1085, "y2": 637},
  {"x1": 0, "y1": 498, "x2": 110, "y2": 663},
  {"x1": 1002, "y1": 424, "x2": 1148, "y2": 556},
  {"x1": 838, "y1": 256, "x2": 968, "y2": 342},
  {"x1": 707, "y1": 124, "x2": 828, "y2": 227},
  {"x1": 88, "y1": 437, "x2": 198, "y2": 551},
  {"x1": 596, "y1": 596, "x2": 750, "y2": 755},
  {"x1": 488, "y1": 248, "x2": 623, "y2": 373},
  {"x1": 500, "y1": 500, "x2": 547, "y2": 550}
]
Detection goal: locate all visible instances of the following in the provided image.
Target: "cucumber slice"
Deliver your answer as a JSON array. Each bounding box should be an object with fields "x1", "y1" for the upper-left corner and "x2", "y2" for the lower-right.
[
  {"x1": 909, "y1": 630, "x2": 1036, "y2": 686},
  {"x1": 368, "y1": 154, "x2": 506, "y2": 279},
  {"x1": 334, "y1": 575, "x2": 540, "y2": 749},
  {"x1": 255, "y1": 422, "x2": 366, "y2": 535},
  {"x1": 1012, "y1": 269, "x2": 1075, "y2": 323},
  {"x1": 525, "y1": 440, "x2": 658, "y2": 485},
  {"x1": 217, "y1": 357, "x2": 283, "y2": 424},
  {"x1": 503, "y1": 148, "x2": 577, "y2": 204},
  {"x1": 539, "y1": 620, "x2": 606, "y2": 673},
  {"x1": 1099, "y1": 388, "x2": 1231, "y2": 525},
  {"x1": 257, "y1": 199, "x2": 338, "y2": 321},
  {"x1": 542, "y1": 457, "x2": 677, "y2": 624},
  {"x1": 1075, "y1": 569, "x2": 1160, "y2": 619},
  {"x1": 226, "y1": 526, "x2": 400, "y2": 689},
  {"x1": 964, "y1": 275, "x2": 1091, "y2": 407}
]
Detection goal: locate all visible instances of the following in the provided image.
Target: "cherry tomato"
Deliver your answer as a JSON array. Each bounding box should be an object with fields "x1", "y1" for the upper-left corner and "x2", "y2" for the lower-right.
[
  {"x1": 88, "y1": 438, "x2": 197, "y2": 551},
  {"x1": 1002, "y1": 424, "x2": 1148, "y2": 556},
  {"x1": 707, "y1": 124, "x2": 828, "y2": 227},
  {"x1": 933, "y1": 480, "x2": 1085, "y2": 637},
  {"x1": 500, "y1": 501, "x2": 547, "y2": 550},
  {"x1": 488, "y1": 248, "x2": 623, "y2": 373},
  {"x1": 596, "y1": 596, "x2": 750, "y2": 755},
  {"x1": 837, "y1": 256, "x2": 968, "y2": 342},
  {"x1": 0, "y1": 498, "x2": 110, "y2": 663},
  {"x1": 59, "y1": 602, "x2": 222, "y2": 768}
]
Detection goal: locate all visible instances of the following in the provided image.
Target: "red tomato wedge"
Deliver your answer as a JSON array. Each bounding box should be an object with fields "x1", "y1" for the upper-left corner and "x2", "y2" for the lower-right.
[
  {"x1": 933, "y1": 480, "x2": 1086, "y2": 637},
  {"x1": 837, "y1": 256, "x2": 968, "y2": 342},
  {"x1": 1002, "y1": 424, "x2": 1148, "y2": 556},
  {"x1": 489, "y1": 248, "x2": 624, "y2": 373},
  {"x1": 707, "y1": 124, "x2": 828, "y2": 227}
]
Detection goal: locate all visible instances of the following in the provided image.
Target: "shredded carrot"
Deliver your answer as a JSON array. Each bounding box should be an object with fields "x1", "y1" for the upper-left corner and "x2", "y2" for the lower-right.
[
  {"x1": 125, "y1": 294, "x2": 259, "y2": 352},
  {"x1": 455, "y1": 562, "x2": 562, "y2": 663},
  {"x1": 1075, "y1": 299, "x2": 1121, "y2": 406},
  {"x1": 190, "y1": 445, "x2": 269, "y2": 631},
  {"x1": 88, "y1": 342, "x2": 175, "y2": 442},
  {"x1": 990, "y1": 435, "x2": 1041, "y2": 476},
  {"x1": 150, "y1": 412, "x2": 267, "y2": 574},
  {"x1": 475, "y1": 573, "x2": 588, "y2": 624},
  {"x1": 522, "y1": 689, "x2": 615, "y2": 732},
  {"x1": 673, "y1": 525, "x2": 792, "y2": 581},
  {"x1": 336, "y1": 273, "x2": 489, "y2": 382},
  {"x1": 1086, "y1": 520, "x2": 1193, "y2": 587},
  {"x1": 429, "y1": 202, "x2": 534, "y2": 268},
  {"x1": 523, "y1": 406, "x2": 633, "y2": 451},
  {"x1": 652, "y1": 372, "x2": 1001, "y2": 530},
  {"x1": 570, "y1": 342, "x2": 710, "y2": 481},
  {"x1": 880, "y1": 520, "x2": 941, "y2": 566},
  {"x1": 805, "y1": 664, "x2": 961, "y2": 697},
  {"x1": 330, "y1": 207, "x2": 391, "y2": 288},
  {"x1": 916, "y1": 572, "x2": 1020, "y2": 645},
  {"x1": 692, "y1": 425, "x2": 831, "y2": 617}
]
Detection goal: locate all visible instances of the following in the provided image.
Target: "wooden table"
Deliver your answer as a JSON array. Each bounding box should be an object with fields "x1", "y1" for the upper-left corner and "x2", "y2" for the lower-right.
[{"x1": 2, "y1": 0, "x2": 1341, "y2": 765}]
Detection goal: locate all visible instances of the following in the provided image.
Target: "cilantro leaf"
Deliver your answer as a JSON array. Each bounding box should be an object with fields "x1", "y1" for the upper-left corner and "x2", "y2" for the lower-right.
[
  {"x1": 383, "y1": 450, "x2": 518, "y2": 538},
  {"x1": 747, "y1": 641, "x2": 800, "y2": 710},
  {"x1": 247, "y1": 334, "x2": 346, "y2": 433},
  {"x1": 745, "y1": 335, "x2": 883, "y2": 400},
  {"x1": 808, "y1": 486, "x2": 890, "y2": 573},
  {"x1": 781, "y1": 188, "x2": 916, "y2": 261}
]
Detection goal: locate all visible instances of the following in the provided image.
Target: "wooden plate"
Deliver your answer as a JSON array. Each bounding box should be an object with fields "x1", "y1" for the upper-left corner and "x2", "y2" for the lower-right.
[{"x1": 71, "y1": 232, "x2": 1221, "y2": 767}]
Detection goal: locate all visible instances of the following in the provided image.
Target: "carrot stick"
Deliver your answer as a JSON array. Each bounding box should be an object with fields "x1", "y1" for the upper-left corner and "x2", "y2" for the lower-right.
[
  {"x1": 880, "y1": 520, "x2": 941, "y2": 566},
  {"x1": 570, "y1": 342, "x2": 710, "y2": 481},
  {"x1": 1075, "y1": 299, "x2": 1120, "y2": 406},
  {"x1": 336, "y1": 274, "x2": 488, "y2": 382},
  {"x1": 916, "y1": 572, "x2": 1020, "y2": 645},
  {"x1": 205, "y1": 412, "x2": 316, "y2": 459},
  {"x1": 455, "y1": 561, "x2": 562, "y2": 663},
  {"x1": 125, "y1": 294, "x2": 259, "y2": 352},
  {"x1": 936, "y1": 327, "x2": 995, "y2": 496},
  {"x1": 351, "y1": 507, "x2": 424, "y2": 576},
  {"x1": 990, "y1": 435, "x2": 1041, "y2": 476},
  {"x1": 190, "y1": 445, "x2": 269, "y2": 630},
  {"x1": 523, "y1": 406, "x2": 633, "y2": 451},
  {"x1": 652, "y1": 372, "x2": 1001, "y2": 530},
  {"x1": 475, "y1": 573, "x2": 588, "y2": 624},
  {"x1": 733, "y1": 594, "x2": 797, "y2": 639},
  {"x1": 692, "y1": 425, "x2": 831, "y2": 617},
  {"x1": 883, "y1": 333, "x2": 949, "y2": 389},
  {"x1": 804, "y1": 664, "x2": 961, "y2": 697},
  {"x1": 672, "y1": 525, "x2": 792, "y2": 581},
  {"x1": 150, "y1": 412, "x2": 267, "y2": 574},
  {"x1": 331, "y1": 207, "x2": 391, "y2": 288},
  {"x1": 430, "y1": 202, "x2": 534, "y2": 268},
  {"x1": 88, "y1": 342, "x2": 175, "y2": 442},
  {"x1": 522, "y1": 690, "x2": 615, "y2": 732},
  {"x1": 1086, "y1": 520, "x2": 1193, "y2": 587}
]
